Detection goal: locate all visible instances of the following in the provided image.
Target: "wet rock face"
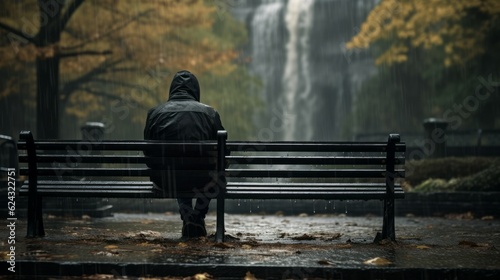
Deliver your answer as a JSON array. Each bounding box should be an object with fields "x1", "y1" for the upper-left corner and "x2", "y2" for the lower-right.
[{"x1": 233, "y1": 0, "x2": 377, "y2": 141}]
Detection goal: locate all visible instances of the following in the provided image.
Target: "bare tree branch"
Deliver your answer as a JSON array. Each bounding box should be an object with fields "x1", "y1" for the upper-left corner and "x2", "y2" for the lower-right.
[
  {"x1": 60, "y1": 49, "x2": 112, "y2": 58},
  {"x1": 62, "y1": 9, "x2": 154, "y2": 51},
  {"x1": 79, "y1": 87, "x2": 151, "y2": 111},
  {"x1": 0, "y1": 21, "x2": 37, "y2": 44},
  {"x1": 61, "y1": 59, "x2": 124, "y2": 102},
  {"x1": 60, "y1": 0, "x2": 86, "y2": 32},
  {"x1": 92, "y1": 78, "x2": 156, "y2": 95}
]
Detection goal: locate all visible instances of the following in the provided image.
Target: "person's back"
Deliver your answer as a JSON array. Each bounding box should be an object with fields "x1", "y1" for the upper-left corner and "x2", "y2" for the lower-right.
[
  {"x1": 144, "y1": 70, "x2": 225, "y2": 238},
  {"x1": 144, "y1": 70, "x2": 223, "y2": 142}
]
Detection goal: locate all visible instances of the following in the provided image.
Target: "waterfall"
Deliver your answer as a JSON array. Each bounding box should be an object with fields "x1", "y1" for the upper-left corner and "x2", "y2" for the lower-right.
[
  {"x1": 239, "y1": 0, "x2": 377, "y2": 141},
  {"x1": 251, "y1": 0, "x2": 284, "y2": 77},
  {"x1": 282, "y1": 0, "x2": 315, "y2": 140},
  {"x1": 250, "y1": 0, "x2": 286, "y2": 140}
]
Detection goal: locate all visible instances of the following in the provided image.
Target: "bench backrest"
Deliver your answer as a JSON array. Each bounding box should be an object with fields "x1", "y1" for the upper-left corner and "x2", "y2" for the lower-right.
[
  {"x1": 17, "y1": 131, "x2": 227, "y2": 198},
  {"x1": 224, "y1": 134, "x2": 406, "y2": 200}
]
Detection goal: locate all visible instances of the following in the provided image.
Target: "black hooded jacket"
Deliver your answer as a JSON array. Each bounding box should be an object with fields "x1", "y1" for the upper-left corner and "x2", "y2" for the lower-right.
[{"x1": 144, "y1": 70, "x2": 224, "y2": 142}]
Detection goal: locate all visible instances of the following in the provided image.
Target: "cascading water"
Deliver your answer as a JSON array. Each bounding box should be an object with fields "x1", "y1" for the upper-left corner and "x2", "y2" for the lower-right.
[
  {"x1": 250, "y1": 0, "x2": 286, "y2": 140},
  {"x1": 282, "y1": 0, "x2": 315, "y2": 141},
  {"x1": 239, "y1": 0, "x2": 378, "y2": 141}
]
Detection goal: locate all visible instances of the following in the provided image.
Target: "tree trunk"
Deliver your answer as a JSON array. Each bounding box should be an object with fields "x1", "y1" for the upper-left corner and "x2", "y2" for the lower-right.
[
  {"x1": 36, "y1": 54, "x2": 60, "y2": 139},
  {"x1": 36, "y1": 0, "x2": 63, "y2": 139}
]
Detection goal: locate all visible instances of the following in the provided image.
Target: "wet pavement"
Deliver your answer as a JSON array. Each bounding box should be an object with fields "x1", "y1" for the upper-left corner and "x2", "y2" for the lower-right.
[{"x1": 1, "y1": 210, "x2": 500, "y2": 279}]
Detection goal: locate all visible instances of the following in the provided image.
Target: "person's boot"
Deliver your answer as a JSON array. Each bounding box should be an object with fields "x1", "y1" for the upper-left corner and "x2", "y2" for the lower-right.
[
  {"x1": 182, "y1": 215, "x2": 206, "y2": 238},
  {"x1": 182, "y1": 220, "x2": 189, "y2": 238},
  {"x1": 194, "y1": 215, "x2": 207, "y2": 237}
]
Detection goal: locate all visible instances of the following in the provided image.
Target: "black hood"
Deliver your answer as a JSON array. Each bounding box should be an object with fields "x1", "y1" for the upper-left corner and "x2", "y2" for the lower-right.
[{"x1": 168, "y1": 70, "x2": 200, "y2": 102}]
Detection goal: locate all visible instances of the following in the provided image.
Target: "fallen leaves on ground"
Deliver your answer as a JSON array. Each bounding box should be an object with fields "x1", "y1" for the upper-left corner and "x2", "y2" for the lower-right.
[
  {"x1": 244, "y1": 271, "x2": 257, "y2": 280},
  {"x1": 95, "y1": 251, "x2": 119, "y2": 257},
  {"x1": 445, "y1": 212, "x2": 474, "y2": 220},
  {"x1": 213, "y1": 242, "x2": 235, "y2": 249},
  {"x1": 291, "y1": 234, "x2": 316, "y2": 241},
  {"x1": 124, "y1": 230, "x2": 162, "y2": 240},
  {"x1": 363, "y1": 257, "x2": 392, "y2": 266},
  {"x1": 191, "y1": 272, "x2": 213, "y2": 280},
  {"x1": 415, "y1": 245, "x2": 432, "y2": 250},
  {"x1": 317, "y1": 259, "x2": 334, "y2": 265},
  {"x1": 323, "y1": 232, "x2": 342, "y2": 241}
]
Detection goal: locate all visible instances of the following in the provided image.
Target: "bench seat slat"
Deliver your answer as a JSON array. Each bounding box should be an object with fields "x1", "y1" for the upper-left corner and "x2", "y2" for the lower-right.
[
  {"x1": 18, "y1": 155, "x2": 216, "y2": 165},
  {"x1": 227, "y1": 156, "x2": 405, "y2": 165},
  {"x1": 19, "y1": 183, "x2": 156, "y2": 191},
  {"x1": 227, "y1": 142, "x2": 406, "y2": 152},
  {"x1": 23, "y1": 180, "x2": 155, "y2": 186},
  {"x1": 226, "y1": 169, "x2": 405, "y2": 178},
  {"x1": 225, "y1": 191, "x2": 404, "y2": 200},
  {"x1": 19, "y1": 168, "x2": 214, "y2": 177},
  {"x1": 18, "y1": 181, "x2": 201, "y2": 198},
  {"x1": 226, "y1": 182, "x2": 401, "y2": 188},
  {"x1": 227, "y1": 188, "x2": 404, "y2": 194},
  {"x1": 17, "y1": 141, "x2": 217, "y2": 153}
]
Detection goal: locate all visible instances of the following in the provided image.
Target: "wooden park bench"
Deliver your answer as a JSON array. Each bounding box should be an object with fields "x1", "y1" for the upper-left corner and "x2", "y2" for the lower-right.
[{"x1": 18, "y1": 130, "x2": 405, "y2": 242}]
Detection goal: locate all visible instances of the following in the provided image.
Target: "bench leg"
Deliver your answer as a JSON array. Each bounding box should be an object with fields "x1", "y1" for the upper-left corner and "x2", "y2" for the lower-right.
[
  {"x1": 381, "y1": 197, "x2": 395, "y2": 241},
  {"x1": 216, "y1": 198, "x2": 225, "y2": 243},
  {"x1": 27, "y1": 195, "x2": 45, "y2": 238}
]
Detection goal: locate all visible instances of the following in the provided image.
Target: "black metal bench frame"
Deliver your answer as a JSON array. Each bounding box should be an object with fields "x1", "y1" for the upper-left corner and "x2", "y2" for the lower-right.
[{"x1": 18, "y1": 130, "x2": 405, "y2": 243}]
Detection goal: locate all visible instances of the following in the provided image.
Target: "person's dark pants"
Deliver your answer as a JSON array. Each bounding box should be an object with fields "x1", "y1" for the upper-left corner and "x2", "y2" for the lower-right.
[
  {"x1": 177, "y1": 197, "x2": 211, "y2": 222},
  {"x1": 150, "y1": 172, "x2": 212, "y2": 219}
]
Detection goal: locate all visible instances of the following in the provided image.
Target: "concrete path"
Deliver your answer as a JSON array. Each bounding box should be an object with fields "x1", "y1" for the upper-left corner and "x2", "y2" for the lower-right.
[{"x1": 1, "y1": 211, "x2": 500, "y2": 279}]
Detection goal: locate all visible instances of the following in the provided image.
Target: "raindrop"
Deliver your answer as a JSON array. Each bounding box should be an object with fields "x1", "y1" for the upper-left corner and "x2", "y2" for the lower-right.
[
  {"x1": 313, "y1": 199, "x2": 316, "y2": 214},
  {"x1": 237, "y1": 199, "x2": 241, "y2": 206}
]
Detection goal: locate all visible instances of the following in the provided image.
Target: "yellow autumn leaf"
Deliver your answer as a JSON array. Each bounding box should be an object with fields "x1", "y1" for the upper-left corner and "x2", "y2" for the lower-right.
[
  {"x1": 193, "y1": 272, "x2": 213, "y2": 280},
  {"x1": 244, "y1": 271, "x2": 257, "y2": 280},
  {"x1": 363, "y1": 257, "x2": 393, "y2": 266}
]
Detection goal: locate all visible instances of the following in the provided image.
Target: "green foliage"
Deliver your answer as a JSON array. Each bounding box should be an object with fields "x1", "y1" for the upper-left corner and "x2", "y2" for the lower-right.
[
  {"x1": 413, "y1": 178, "x2": 451, "y2": 193},
  {"x1": 406, "y1": 157, "x2": 500, "y2": 192},
  {"x1": 448, "y1": 161, "x2": 500, "y2": 192}
]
